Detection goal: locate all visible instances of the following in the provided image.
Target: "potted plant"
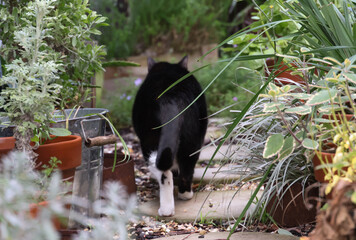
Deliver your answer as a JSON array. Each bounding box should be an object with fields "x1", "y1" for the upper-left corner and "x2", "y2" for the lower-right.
[
  {"x1": 201, "y1": 0, "x2": 355, "y2": 237},
  {"x1": 0, "y1": 151, "x2": 136, "y2": 240},
  {"x1": 0, "y1": 0, "x2": 81, "y2": 161},
  {"x1": 103, "y1": 151, "x2": 136, "y2": 196},
  {"x1": 310, "y1": 57, "x2": 356, "y2": 186}
]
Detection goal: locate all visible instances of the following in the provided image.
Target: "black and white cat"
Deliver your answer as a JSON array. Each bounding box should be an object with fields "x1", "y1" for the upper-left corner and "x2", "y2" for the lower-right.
[{"x1": 132, "y1": 56, "x2": 207, "y2": 216}]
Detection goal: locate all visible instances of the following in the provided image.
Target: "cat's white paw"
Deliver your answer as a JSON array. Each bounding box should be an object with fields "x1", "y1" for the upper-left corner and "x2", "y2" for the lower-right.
[
  {"x1": 158, "y1": 205, "x2": 175, "y2": 216},
  {"x1": 178, "y1": 191, "x2": 194, "y2": 200}
]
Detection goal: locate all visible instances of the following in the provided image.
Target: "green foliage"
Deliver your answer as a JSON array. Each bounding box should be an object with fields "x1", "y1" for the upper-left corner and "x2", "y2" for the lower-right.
[
  {"x1": 0, "y1": 0, "x2": 106, "y2": 156},
  {"x1": 0, "y1": 0, "x2": 63, "y2": 156},
  {"x1": 283, "y1": 0, "x2": 356, "y2": 62},
  {"x1": 91, "y1": 0, "x2": 231, "y2": 59},
  {"x1": 89, "y1": 0, "x2": 133, "y2": 59},
  {"x1": 97, "y1": 77, "x2": 139, "y2": 128},
  {"x1": 222, "y1": 0, "x2": 298, "y2": 67},
  {"x1": 0, "y1": 0, "x2": 107, "y2": 108},
  {"x1": 41, "y1": 157, "x2": 62, "y2": 178},
  {"x1": 196, "y1": 61, "x2": 263, "y2": 117}
]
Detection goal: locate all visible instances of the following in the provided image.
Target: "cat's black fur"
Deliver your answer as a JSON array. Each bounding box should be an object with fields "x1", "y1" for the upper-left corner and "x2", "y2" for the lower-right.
[{"x1": 132, "y1": 56, "x2": 207, "y2": 196}]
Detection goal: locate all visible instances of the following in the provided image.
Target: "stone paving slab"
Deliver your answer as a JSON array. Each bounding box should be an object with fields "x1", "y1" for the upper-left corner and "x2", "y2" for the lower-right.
[
  {"x1": 160, "y1": 232, "x2": 299, "y2": 240},
  {"x1": 198, "y1": 145, "x2": 232, "y2": 161},
  {"x1": 137, "y1": 190, "x2": 261, "y2": 223},
  {"x1": 198, "y1": 145, "x2": 251, "y2": 162},
  {"x1": 193, "y1": 166, "x2": 247, "y2": 184}
]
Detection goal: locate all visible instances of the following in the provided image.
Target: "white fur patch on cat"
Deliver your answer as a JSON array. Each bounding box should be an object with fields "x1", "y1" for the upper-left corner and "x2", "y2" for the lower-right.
[
  {"x1": 148, "y1": 152, "x2": 175, "y2": 216},
  {"x1": 178, "y1": 191, "x2": 193, "y2": 200},
  {"x1": 158, "y1": 170, "x2": 175, "y2": 216}
]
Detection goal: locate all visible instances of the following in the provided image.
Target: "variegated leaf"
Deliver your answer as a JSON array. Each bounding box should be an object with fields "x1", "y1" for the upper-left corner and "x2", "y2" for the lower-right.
[
  {"x1": 289, "y1": 93, "x2": 311, "y2": 100},
  {"x1": 313, "y1": 118, "x2": 337, "y2": 123},
  {"x1": 263, "y1": 133, "x2": 284, "y2": 158},
  {"x1": 268, "y1": 82, "x2": 280, "y2": 92},
  {"x1": 306, "y1": 89, "x2": 338, "y2": 106},
  {"x1": 285, "y1": 105, "x2": 311, "y2": 115},
  {"x1": 318, "y1": 104, "x2": 342, "y2": 113},
  {"x1": 295, "y1": 130, "x2": 306, "y2": 142},
  {"x1": 302, "y1": 138, "x2": 319, "y2": 150},
  {"x1": 278, "y1": 136, "x2": 295, "y2": 161},
  {"x1": 343, "y1": 73, "x2": 356, "y2": 84},
  {"x1": 263, "y1": 102, "x2": 285, "y2": 113}
]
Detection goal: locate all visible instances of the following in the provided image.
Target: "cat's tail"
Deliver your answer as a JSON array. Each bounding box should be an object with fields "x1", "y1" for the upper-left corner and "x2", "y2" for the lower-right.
[{"x1": 154, "y1": 103, "x2": 181, "y2": 171}]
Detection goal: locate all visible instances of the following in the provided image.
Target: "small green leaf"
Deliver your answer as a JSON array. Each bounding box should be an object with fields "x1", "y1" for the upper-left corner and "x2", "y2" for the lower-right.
[
  {"x1": 263, "y1": 102, "x2": 285, "y2": 113},
  {"x1": 95, "y1": 16, "x2": 107, "y2": 24},
  {"x1": 50, "y1": 128, "x2": 71, "y2": 136},
  {"x1": 306, "y1": 89, "x2": 338, "y2": 106},
  {"x1": 263, "y1": 133, "x2": 284, "y2": 158},
  {"x1": 343, "y1": 73, "x2": 356, "y2": 85},
  {"x1": 302, "y1": 138, "x2": 319, "y2": 150},
  {"x1": 31, "y1": 135, "x2": 39, "y2": 143},
  {"x1": 285, "y1": 105, "x2": 311, "y2": 115},
  {"x1": 72, "y1": 37, "x2": 77, "y2": 47},
  {"x1": 313, "y1": 118, "x2": 337, "y2": 123},
  {"x1": 280, "y1": 85, "x2": 291, "y2": 93},
  {"x1": 295, "y1": 130, "x2": 306, "y2": 142},
  {"x1": 289, "y1": 93, "x2": 311, "y2": 100},
  {"x1": 278, "y1": 228, "x2": 293, "y2": 236},
  {"x1": 89, "y1": 29, "x2": 101, "y2": 35},
  {"x1": 278, "y1": 136, "x2": 295, "y2": 161},
  {"x1": 319, "y1": 105, "x2": 342, "y2": 113},
  {"x1": 268, "y1": 82, "x2": 279, "y2": 92}
]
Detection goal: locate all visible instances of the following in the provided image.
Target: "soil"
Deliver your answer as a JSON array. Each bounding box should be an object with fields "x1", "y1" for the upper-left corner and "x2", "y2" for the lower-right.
[{"x1": 106, "y1": 127, "x2": 316, "y2": 239}]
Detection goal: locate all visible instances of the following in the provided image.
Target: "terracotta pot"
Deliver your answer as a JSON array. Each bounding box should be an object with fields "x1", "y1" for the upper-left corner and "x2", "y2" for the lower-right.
[
  {"x1": 35, "y1": 135, "x2": 82, "y2": 171},
  {"x1": 103, "y1": 152, "x2": 136, "y2": 196},
  {"x1": 312, "y1": 151, "x2": 334, "y2": 183},
  {"x1": 322, "y1": 112, "x2": 354, "y2": 124},
  {"x1": 0, "y1": 137, "x2": 15, "y2": 158},
  {"x1": 265, "y1": 58, "x2": 306, "y2": 86},
  {"x1": 266, "y1": 182, "x2": 318, "y2": 227},
  {"x1": 0, "y1": 135, "x2": 82, "y2": 179},
  {"x1": 29, "y1": 201, "x2": 61, "y2": 230},
  {"x1": 313, "y1": 147, "x2": 348, "y2": 184},
  {"x1": 30, "y1": 201, "x2": 74, "y2": 233}
]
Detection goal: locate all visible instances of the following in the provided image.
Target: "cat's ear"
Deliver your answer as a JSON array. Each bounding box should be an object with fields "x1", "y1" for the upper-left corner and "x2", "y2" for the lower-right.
[
  {"x1": 178, "y1": 56, "x2": 188, "y2": 69},
  {"x1": 147, "y1": 57, "x2": 156, "y2": 71}
]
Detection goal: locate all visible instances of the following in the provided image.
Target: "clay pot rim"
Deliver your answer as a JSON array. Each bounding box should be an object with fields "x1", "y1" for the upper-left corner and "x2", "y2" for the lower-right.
[{"x1": 38, "y1": 135, "x2": 81, "y2": 149}]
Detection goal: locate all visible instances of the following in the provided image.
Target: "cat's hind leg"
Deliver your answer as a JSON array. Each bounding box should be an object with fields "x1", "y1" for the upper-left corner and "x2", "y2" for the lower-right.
[
  {"x1": 176, "y1": 150, "x2": 199, "y2": 201},
  {"x1": 148, "y1": 152, "x2": 175, "y2": 216}
]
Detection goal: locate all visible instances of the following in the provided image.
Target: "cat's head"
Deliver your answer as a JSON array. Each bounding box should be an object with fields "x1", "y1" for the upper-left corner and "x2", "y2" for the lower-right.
[{"x1": 147, "y1": 56, "x2": 188, "y2": 72}]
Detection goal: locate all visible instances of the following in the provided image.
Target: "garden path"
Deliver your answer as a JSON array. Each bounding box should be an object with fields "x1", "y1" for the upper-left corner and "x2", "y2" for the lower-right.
[{"x1": 163, "y1": 232, "x2": 299, "y2": 240}]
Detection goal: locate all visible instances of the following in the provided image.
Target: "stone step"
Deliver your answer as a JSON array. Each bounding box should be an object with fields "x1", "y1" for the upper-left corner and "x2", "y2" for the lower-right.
[
  {"x1": 193, "y1": 165, "x2": 249, "y2": 184},
  {"x1": 137, "y1": 190, "x2": 261, "y2": 223},
  {"x1": 160, "y1": 232, "x2": 299, "y2": 240},
  {"x1": 198, "y1": 145, "x2": 250, "y2": 162}
]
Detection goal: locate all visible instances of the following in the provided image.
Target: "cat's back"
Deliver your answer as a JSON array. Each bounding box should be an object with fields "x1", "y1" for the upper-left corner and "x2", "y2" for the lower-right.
[{"x1": 139, "y1": 62, "x2": 198, "y2": 99}]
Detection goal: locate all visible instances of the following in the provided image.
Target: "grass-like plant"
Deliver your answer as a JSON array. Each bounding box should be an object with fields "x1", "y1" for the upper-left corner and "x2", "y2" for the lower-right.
[
  {"x1": 185, "y1": 1, "x2": 355, "y2": 238},
  {"x1": 281, "y1": 0, "x2": 356, "y2": 62}
]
